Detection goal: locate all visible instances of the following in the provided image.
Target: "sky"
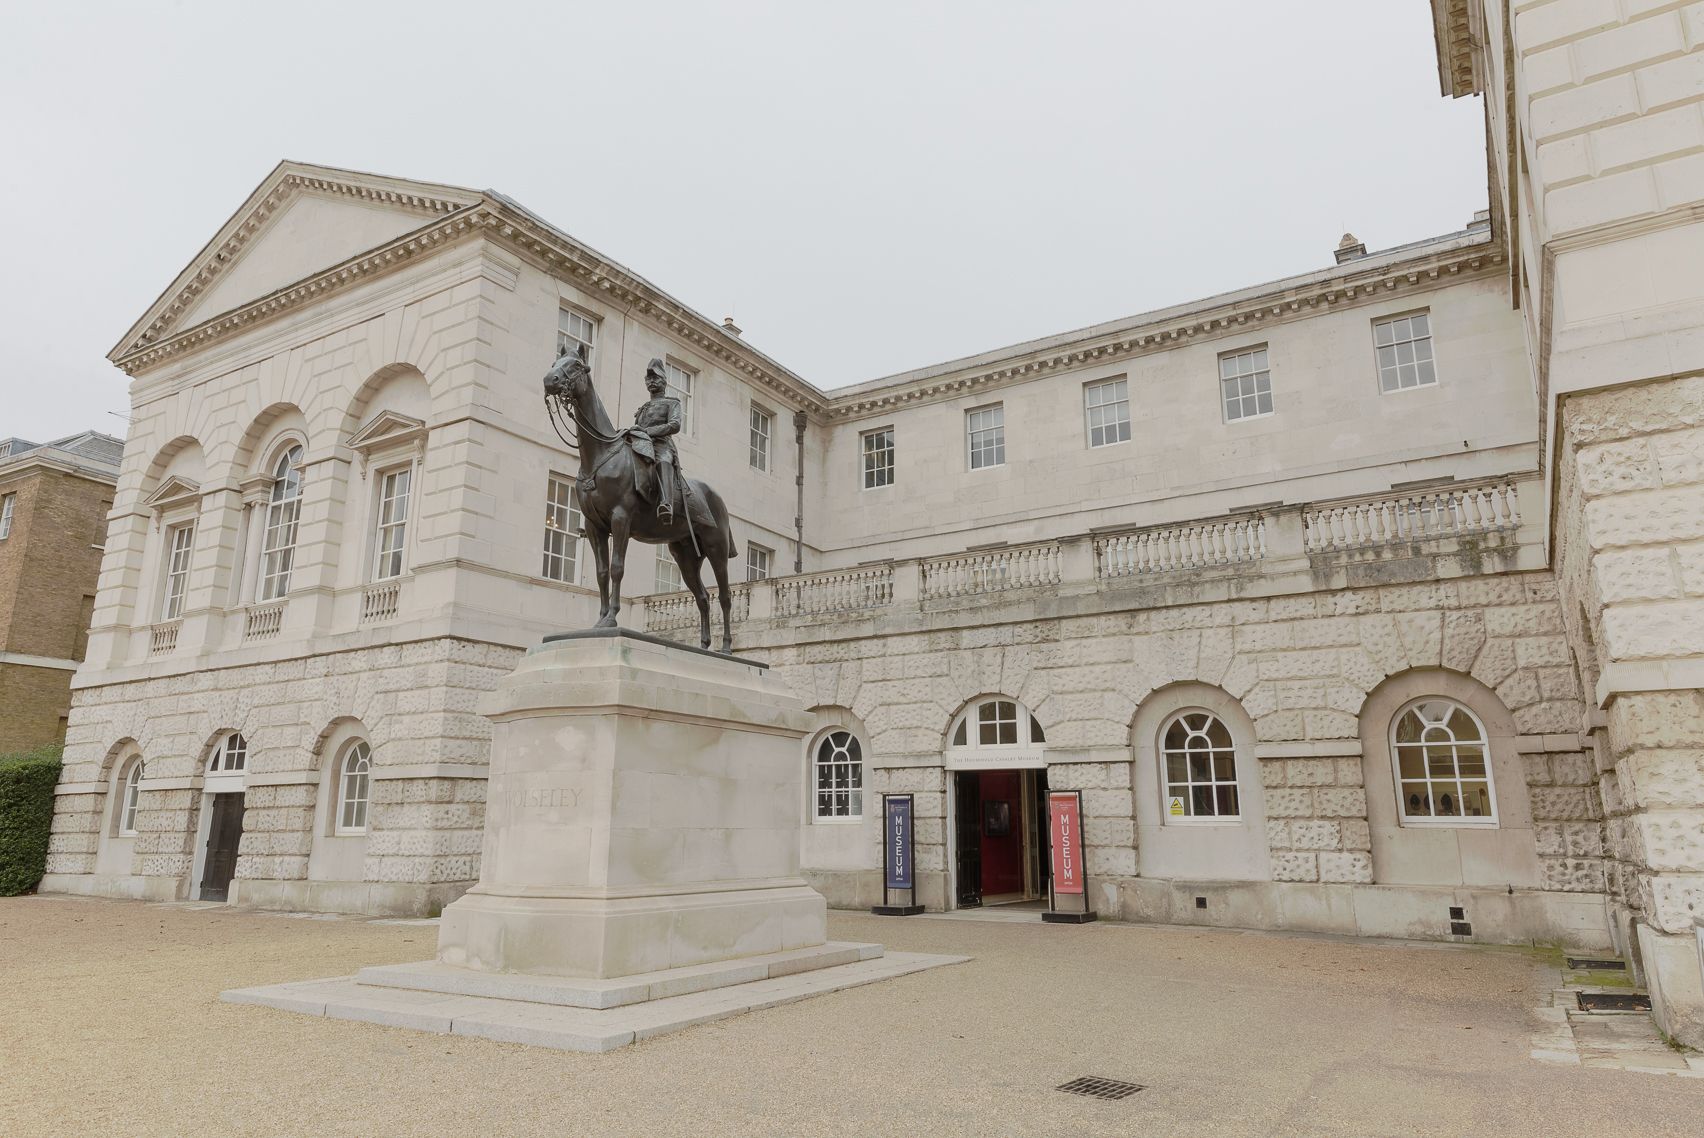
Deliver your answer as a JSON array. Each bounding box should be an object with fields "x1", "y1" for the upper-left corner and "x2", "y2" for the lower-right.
[{"x1": 0, "y1": 1, "x2": 1488, "y2": 443}]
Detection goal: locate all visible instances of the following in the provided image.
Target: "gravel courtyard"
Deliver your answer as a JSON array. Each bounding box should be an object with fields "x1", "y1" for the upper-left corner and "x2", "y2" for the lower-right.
[{"x1": 3, "y1": 896, "x2": 1701, "y2": 1137}]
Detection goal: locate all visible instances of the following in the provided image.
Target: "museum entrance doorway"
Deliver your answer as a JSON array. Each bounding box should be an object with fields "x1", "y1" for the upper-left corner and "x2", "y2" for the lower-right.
[
  {"x1": 951, "y1": 768, "x2": 1048, "y2": 909},
  {"x1": 198, "y1": 793, "x2": 245, "y2": 902}
]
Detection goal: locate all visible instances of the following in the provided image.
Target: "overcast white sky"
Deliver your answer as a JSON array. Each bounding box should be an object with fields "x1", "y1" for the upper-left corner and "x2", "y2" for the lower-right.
[{"x1": 0, "y1": 1, "x2": 1487, "y2": 443}]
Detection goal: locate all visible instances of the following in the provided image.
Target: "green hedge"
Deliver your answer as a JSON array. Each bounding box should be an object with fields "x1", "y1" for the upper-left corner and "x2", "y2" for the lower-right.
[{"x1": 0, "y1": 744, "x2": 63, "y2": 896}]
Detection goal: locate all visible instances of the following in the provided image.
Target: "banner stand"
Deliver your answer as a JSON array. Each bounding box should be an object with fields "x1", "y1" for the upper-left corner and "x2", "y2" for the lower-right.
[
  {"x1": 872, "y1": 792, "x2": 924, "y2": 916},
  {"x1": 1043, "y1": 788, "x2": 1097, "y2": 924}
]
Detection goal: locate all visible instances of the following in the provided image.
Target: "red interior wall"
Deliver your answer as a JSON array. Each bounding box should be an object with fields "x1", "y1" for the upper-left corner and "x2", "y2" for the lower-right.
[{"x1": 977, "y1": 770, "x2": 1024, "y2": 895}]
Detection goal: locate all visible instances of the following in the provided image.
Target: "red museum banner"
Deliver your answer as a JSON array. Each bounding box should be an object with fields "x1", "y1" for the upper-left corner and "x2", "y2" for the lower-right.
[{"x1": 1048, "y1": 791, "x2": 1085, "y2": 895}]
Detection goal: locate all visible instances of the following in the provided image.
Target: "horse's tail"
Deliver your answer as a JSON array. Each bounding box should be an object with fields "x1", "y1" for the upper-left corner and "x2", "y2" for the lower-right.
[{"x1": 702, "y1": 483, "x2": 737, "y2": 558}]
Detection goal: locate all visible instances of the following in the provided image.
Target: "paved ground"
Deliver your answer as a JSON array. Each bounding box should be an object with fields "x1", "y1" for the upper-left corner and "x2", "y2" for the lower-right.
[{"x1": 4, "y1": 896, "x2": 1702, "y2": 1137}]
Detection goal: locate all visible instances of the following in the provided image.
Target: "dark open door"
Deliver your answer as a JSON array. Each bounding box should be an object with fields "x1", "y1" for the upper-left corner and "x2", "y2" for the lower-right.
[
  {"x1": 954, "y1": 772, "x2": 982, "y2": 908},
  {"x1": 199, "y1": 793, "x2": 244, "y2": 902}
]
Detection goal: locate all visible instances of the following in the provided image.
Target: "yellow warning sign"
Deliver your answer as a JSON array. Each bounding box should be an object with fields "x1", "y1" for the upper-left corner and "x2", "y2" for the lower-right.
[{"x1": 1168, "y1": 796, "x2": 1185, "y2": 817}]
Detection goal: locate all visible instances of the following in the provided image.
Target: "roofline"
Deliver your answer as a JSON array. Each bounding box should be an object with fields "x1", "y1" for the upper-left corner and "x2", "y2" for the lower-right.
[
  {"x1": 822, "y1": 222, "x2": 1498, "y2": 410},
  {"x1": 109, "y1": 160, "x2": 482, "y2": 362},
  {"x1": 0, "y1": 445, "x2": 122, "y2": 485}
]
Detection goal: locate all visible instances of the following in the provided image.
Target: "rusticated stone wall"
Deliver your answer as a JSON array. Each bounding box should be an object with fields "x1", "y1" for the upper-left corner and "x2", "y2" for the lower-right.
[
  {"x1": 769, "y1": 570, "x2": 1601, "y2": 908},
  {"x1": 45, "y1": 637, "x2": 515, "y2": 904}
]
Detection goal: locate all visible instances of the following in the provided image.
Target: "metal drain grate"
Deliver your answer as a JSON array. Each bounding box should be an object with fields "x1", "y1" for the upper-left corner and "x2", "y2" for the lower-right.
[
  {"x1": 1565, "y1": 957, "x2": 1626, "y2": 971},
  {"x1": 1577, "y1": 992, "x2": 1651, "y2": 1012},
  {"x1": 1058, "y1": 1076, "x2": 1145, "y2": 1101}
]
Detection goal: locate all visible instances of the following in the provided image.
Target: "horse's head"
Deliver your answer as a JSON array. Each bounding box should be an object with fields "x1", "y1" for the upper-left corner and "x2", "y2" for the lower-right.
[{"x1": 543, "y1": 342, "x2": 592, "y2": 403}]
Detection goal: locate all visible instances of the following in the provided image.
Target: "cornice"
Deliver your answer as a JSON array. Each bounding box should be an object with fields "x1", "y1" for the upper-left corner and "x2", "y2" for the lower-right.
[
  {"x1": 116, "y1": 170, "x2": 471, "y2": 362},
  {"x1": 825, "y1": 242, "x2": 1507, "y2": 422},
  {"x1": 1432, "y1": 0, "x2": 1479, "y2": 99},
  {"x1": 116, "y1": 196, "x2": 832, "y2": 418},
  {"x1": 476, "y1": 199, "x2": 829, "y2": 416},
  {"x1": 114, "y1": 206, "x2": 490, "y2": 376}
]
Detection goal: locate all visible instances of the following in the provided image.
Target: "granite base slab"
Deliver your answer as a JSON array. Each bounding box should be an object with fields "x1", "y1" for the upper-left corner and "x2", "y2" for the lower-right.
[
  {"x1": 357, "y1": 940, "x2": 884, "y2": 1009},
  {"x1": 222, "y1": 950, "x2": 967, "y2": 1053}
]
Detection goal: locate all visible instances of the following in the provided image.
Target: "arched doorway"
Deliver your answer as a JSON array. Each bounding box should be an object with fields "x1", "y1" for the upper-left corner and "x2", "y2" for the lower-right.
[
  {"x1": 945, "y1": 697, "x2": 1048, "y2": 910},
  {"x1": 191, "y1": 732, "x2": 249, "y2": 902}
]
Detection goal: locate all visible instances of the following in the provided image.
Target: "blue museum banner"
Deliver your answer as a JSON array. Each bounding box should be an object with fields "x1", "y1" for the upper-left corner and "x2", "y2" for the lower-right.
[{"x1": 884, "y1": 794, "x2": 914, "y2": 890}]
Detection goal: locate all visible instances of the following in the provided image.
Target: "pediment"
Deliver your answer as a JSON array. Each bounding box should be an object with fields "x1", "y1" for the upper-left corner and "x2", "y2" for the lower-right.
[
  {"x1": 143, "y1": 475, "x2": 202, "y2": 512},
  {"x1": 112, "y1": 161, "x2": 481, "y2": 363},
  {"x1": 349, "y1": 410, "x2": 427, "y2": 453}
]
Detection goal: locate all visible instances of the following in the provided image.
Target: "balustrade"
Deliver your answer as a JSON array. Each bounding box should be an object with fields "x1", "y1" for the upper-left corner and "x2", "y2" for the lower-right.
[
  {"x1": 1096, "y1": 516, "x2": 1266, "y2": 578},
  {"x1": 360, "y1": 580, "x2": 402, "y2": 624},
  {"x1": 774, "y1": 564, "x2": 893, "y2": 617},
  {"x1": 1303, "y1": 478, "x2": 1521, "y2": 553},
  {"x1": 923, "y1": 542, "x2": 1062, "y2": 599},
  {"x1": 148, "y1": 621, "x2": 180, "y2": 656},
  {"x1": 243, "y1": 602, "x2": 284, "y2": 642}
]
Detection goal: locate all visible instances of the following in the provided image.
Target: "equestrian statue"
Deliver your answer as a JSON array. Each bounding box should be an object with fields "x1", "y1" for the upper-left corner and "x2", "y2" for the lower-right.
[{"x1": 542, "y1": 344, "x2": 740, "y2": 653}]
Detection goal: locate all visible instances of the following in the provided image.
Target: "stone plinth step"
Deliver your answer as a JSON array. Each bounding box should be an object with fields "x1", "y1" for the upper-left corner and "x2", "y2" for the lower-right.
[
  {"x1": 355, "y1": 941, "x2": 884, "y2": 1010},
  {"x1": 223, "y1": 950, "x2": 968, "y2": 1053}
]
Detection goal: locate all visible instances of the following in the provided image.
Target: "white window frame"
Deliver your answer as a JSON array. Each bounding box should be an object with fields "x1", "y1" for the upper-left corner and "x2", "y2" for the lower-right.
[
  {"x1": 1374, "y1": 311, "x2": 1439, "y2": 393},
  {"x1": 557, "y1": 306, "x2": 597, "y2": 368},
  {"x1": 747, "y1": 542, "x2": 773, "y2": 582},
  {"x1": 664, "y1": 361, "x2": 695, "y2": 433},
  {"x1": 1390, "y1": 698, "x2": 1497, "y2": 826},
  {"x1": 1219, "y1": 346, "x2": 1274, "y2": 422},
  {"x1": 966, "y1": 405, "x2": 1005, "y2": 471},
  {"x1": 116, "y1": 759, "x2": 142, "y2": 837},
  {"x1": 862, "y1": 427, "x2": 894, "y2": 489},
  {"x1": 655, "y1": 547, "x2": 684, "y2": 594},
  {"x1": 258, "y1": 447, "x2": 303, "y2": 601},
  {"x1": 370, "y1": 464, "x2": 413, "y2": 581},
  {"x1": 209, "y1": 733, "x2": 248, "y2": 773},
  {"x1": 1159, "y1": 710, "x2": 1242, "y2": 823},
  {"x1": 542, "y1": 474, "x2": 582, "y2": 585},
  {"x1": 160, "y1": 522, "x2": 195, "y2": 621},
  {"x1": 945, "y1": 697, "x2": 1046, "y2": 770},
  {"x1": 749, "y1": 404, "x2": 773, "y2": 472},
  {"x1": 1084, "y1": 378, "x2": 1131, "y2": 448},
  {"x1": 0, "y1": 492, "x2": 14, "y2": 540},
  {"x1": 336, "y1": 740, "x2": 372, "y2": 835},
  {"x1": 812, "y1": 729, "x2": 864, "y2": 822}
]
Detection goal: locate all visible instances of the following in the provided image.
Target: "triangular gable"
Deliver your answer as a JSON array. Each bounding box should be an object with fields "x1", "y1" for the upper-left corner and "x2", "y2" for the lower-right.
[
  {"x1": 111, "y1": 161, "x2": 481, "y2": 363},
  {"x1": 142, "y1": 475, "x2": 202, "y2": 511},
  {"x1": 348, "y1": 410, "x2": 427, "y2": 453}
]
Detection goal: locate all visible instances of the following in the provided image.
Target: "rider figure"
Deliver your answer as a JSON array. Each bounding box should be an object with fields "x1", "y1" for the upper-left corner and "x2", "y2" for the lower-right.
[{"x1": 628, "y1": 358, "x2": 684, "y2": 524}]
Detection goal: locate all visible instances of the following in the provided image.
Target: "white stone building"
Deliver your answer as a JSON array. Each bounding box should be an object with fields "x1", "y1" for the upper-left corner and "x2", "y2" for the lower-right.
[{"x1": 43, "y1": 1, "x2": 1704, "y2": 1046}]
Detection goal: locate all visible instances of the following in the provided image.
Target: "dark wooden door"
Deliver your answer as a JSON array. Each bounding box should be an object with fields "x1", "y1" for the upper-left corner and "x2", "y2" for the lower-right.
[
  {"x1": 954, "y1": 772, "x2": 982, "y2": 908},
  {"x1": 200, "y1": 793, "x2": 244, "y2": 902}
]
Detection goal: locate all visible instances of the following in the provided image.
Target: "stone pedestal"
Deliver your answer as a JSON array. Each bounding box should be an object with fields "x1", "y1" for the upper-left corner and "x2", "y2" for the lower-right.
[
  {"x1": 435, "y1": 629, "x2": 827, "y2": 978},
  {"x1": 225, "y1": 628, "x2": 965, "y2": 1051}
]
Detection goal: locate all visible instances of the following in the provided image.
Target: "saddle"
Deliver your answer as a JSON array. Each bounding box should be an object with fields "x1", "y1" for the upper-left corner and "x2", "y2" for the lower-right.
[{"x1": 579, "y1": 435, "x2": 684, "y2": 516}]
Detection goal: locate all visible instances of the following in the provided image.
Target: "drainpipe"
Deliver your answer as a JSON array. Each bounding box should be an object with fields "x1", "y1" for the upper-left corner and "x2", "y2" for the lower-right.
[{"x1": 793, "y1": 411, "x2": 807, "y2": 574}]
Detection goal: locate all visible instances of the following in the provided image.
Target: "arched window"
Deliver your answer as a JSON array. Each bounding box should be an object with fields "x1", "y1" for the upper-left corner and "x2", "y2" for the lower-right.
[
  {"x1": 1391, "y1": 699, "x2": 1494, "y2": 824},
  {"x1": 813, "y1": 730, "x2": 863, "y2": 821},
  {"x1": 208, "y1": 732, "x2": 247, "y2": 773},
  {"x1": 948, "y1": 698, "x2": 1046, "y2": 750},
  {"x1": 116, "y1": 760, "x2": 143, "y2": 837},
  {"x1": 259, "y1": 445, "x2": 303, "y2": 601},
  {"x1": 1161, "y1": 711, "x2": 1240, "y2": 819},
  {"x1": 336, "y1": 741, "x2": 371, "y2": 834}
]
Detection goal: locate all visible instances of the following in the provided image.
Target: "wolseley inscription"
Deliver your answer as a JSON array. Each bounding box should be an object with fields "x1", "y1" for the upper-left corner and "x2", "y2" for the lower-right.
[{"x1": 507, "y1": 787, "x2": 584, "y2": 811}]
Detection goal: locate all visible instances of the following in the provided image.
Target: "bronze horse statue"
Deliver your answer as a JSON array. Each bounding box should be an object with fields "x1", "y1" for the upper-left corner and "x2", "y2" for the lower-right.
[{"x1": 542, "y1": 345, "x2": 739, "y2": 652}]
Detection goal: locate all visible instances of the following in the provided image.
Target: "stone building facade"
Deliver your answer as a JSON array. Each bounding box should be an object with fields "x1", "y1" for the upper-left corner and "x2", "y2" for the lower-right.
[
  {"x1": 0, "y1": 432, "x2": 121, "y2": 752},
  {"x1": 1431, "y1": 0, "x2": 1704, "y2": 1045},
  {"x1": 40, "y1": 1, "x2": 1704, "y2": 1049}
]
